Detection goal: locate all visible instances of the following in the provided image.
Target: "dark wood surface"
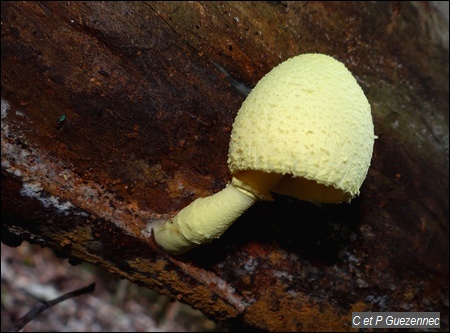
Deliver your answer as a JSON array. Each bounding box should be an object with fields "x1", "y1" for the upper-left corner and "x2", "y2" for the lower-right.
[{"x1": 2, "y1": 2, "x2": 448, "y2": 331}]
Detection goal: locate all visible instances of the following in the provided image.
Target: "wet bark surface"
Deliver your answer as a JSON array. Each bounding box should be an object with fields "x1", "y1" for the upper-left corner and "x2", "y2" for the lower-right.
[{"x1": 2, "y1": 2, "x2": 448, "y2": 331}]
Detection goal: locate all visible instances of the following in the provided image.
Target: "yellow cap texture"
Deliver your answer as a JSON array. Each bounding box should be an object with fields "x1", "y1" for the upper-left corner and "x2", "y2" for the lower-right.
[{"x1": 228, "y1": 53, "x2": 375, "y2": 203}]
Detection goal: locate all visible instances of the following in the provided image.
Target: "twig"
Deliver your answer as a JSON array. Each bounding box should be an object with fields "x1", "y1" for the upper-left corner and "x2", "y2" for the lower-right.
[{"x1": 6, "y1": 283, "x2": 96, "y2": 332}]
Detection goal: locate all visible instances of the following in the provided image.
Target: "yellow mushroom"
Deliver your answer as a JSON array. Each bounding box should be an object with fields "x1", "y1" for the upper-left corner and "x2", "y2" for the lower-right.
[{"x1": 154, "y1": 53, "x2": 376, "y2": 254}]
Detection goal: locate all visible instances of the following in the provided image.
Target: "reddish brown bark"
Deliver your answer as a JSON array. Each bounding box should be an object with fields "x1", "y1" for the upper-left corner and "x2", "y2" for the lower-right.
[{"x1": 2, "y1": 2, "x2": 448, "y2": 331}]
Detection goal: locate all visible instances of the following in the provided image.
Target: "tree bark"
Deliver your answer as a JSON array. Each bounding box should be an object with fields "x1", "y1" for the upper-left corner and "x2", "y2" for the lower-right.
[{"x1": 1, "y1": 1, "x2": 448, "y2": 331}]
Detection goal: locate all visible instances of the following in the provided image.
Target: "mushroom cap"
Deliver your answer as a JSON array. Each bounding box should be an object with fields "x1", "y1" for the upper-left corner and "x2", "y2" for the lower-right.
[{"x1": 227, "y1": 53, "x2": 375, "y2": 203}]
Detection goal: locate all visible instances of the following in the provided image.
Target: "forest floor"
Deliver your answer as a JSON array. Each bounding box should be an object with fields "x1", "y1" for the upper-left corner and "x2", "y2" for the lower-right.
[{"x1": 1, "y1": 242, "x2": 227, "y2": 332}]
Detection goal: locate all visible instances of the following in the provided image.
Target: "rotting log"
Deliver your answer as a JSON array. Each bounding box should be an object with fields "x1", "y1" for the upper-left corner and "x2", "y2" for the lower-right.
[{"x1": 1, "y1": 1, "x2": 448, "y2": 331}]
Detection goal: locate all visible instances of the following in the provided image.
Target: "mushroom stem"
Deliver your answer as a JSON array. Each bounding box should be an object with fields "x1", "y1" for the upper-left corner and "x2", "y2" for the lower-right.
[{"x1": 153, "y1": 180, "x2": 257, "y2": 254}]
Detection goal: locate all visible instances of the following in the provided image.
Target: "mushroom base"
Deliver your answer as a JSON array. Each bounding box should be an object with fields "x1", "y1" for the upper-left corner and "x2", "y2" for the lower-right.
[{"x1": 153, "y1": 182, "x2": 256, "y2": 254}]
